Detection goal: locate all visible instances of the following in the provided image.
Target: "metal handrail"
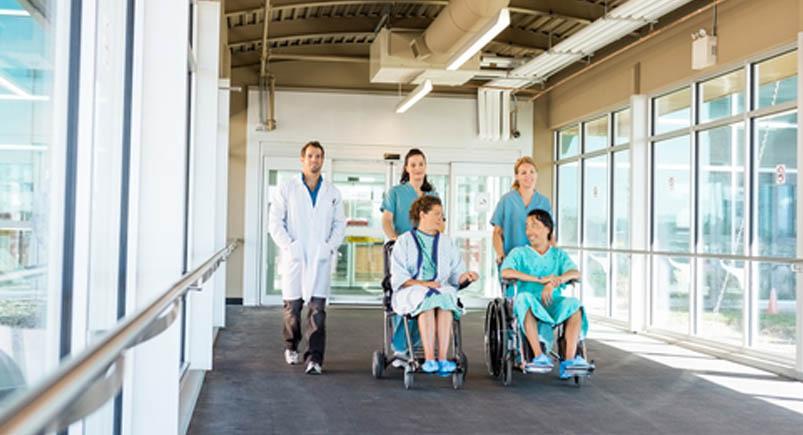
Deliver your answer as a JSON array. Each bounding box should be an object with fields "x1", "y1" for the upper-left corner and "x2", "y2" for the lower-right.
[
  {"x1": 0, "y1": 239, "x2": 241, "y2": 435},
  {"x1": 554, "y1": 245, "x2": 803, "y2": 268}
]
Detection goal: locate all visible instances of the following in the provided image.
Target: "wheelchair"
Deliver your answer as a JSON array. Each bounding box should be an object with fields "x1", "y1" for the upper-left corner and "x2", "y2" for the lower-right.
[
  {"x1": 484, "y1": 278, "x2": 595, "y2": 386},
  {"x1": 371, "y1": 240, "x2": 468, "y2": 390}
]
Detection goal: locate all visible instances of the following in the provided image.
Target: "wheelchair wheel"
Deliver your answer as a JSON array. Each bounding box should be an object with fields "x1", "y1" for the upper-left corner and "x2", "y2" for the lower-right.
[
  {"x1": 403, "y1": 367, "x2": 414, "y2": 390},
  {"x1": 371, "y1": 351, "x2": 385, "y2": 379},
  {"x1": 458, "y1": 352, "x2": 468, "y2": 378},
  {"x1": 502, "y1": 356, "x2": 513, "y2": 386},
  {"x1": 484, "y1": 299, "x2": 508, "y2": 379},
  {"x1": 574, "y1": 375, "x2": 583, "y2": 386},
  {"x1": 452, "y1": 371, "x2": 464, "y2": 390}
]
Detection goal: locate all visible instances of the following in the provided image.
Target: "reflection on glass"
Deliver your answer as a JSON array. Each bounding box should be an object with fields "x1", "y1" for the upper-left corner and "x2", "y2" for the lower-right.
[
  {"x1": 0, "y1": 0, "x2": 56, "y2": 401},
  {"x1": 583, "y1": 155, "x2": 608, "y2": 247},
  {"x1": 453, "y1": 174, "x2": 510, "y2": 300},
  {"x1": 582, "y1": 252, "x2": 608, "y2": 316},
  {"x1": 754, "y1": 262, "x2": 796, "y2": 357},
  {"x1": 699, "y1": 69, "x2": 745, "y2": 122},
  {"x1": 755, "y1": 51, "x2": 797, "y2": 109},
  {"x1": 699, "y1": 259, "x2": 743, "y2": 344},
  {"x1": 652, "y1": 256, "x2": 690, "y2": 333},
  {"x1": 584, "y1": 116, "x2": 608, "y2": 153},
  {"x1": 653, "y1": 136, "x2": 691, "y2": 252},
  {"x1": 612, "y1": 151, "x2": 630, "y2": 248},
  {"x1": 755, "y1": 111, "x2": 797, "y2": 258},
  {"x1": 654, "y1": 88, "x2": 691, "y2": 135},
  {"x1": 698, "y1": 124, "x2": 745, "y2": 255},
  {"x1": 614, "y1": 109, "x2": 631, "y2": 145},
  {"x1": 612, "y1": 254, "x2": 630, "y2": 321},
  {"x1": 557, "y1": 163, "x2": 579, "y2": 246},
  {"x1": 332, "y1": 172, "x2": 385, "y2": 295},
  {"x1": 558, "y1": 125, "x2": 580, "y2": 159},
  {"x1": 264, "y1": 169, "x2": 297, "y2": 296}
]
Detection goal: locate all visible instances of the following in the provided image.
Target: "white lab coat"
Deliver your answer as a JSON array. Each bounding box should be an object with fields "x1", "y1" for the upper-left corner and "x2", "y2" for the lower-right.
[
  {"x1": 389, "y1": 231, "x2": 466, "y2": 315},
  {"x1": 268, "y1": 175, "x2": 346, "y2": 301}
]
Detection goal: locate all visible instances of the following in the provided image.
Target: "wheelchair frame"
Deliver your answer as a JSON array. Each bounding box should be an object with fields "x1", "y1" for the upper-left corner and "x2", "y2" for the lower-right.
[
  {"x1": 484, "y1": 278, "x2": 594, "y2": 386},
  {"x1": 371, "y1": 240, "x2": 468, "y2": 390}
]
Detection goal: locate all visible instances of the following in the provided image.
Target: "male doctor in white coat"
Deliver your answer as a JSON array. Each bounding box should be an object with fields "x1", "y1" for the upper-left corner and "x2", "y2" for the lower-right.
[{"x1": 268, "y1": 141, "x2": 346, "y2": 375}]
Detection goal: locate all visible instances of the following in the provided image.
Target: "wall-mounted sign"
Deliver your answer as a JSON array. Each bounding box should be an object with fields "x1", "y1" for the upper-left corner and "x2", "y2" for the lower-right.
[{"x1": 776, "y1": 164, "x2": 786, "y2": 185}]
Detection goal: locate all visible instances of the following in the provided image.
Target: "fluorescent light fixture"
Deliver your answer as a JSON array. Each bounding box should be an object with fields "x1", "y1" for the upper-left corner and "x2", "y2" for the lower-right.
[
  {"x1": 446, "y1": 8, "x2": 510, "y2": 71},
  {"x1": 395, "y1": 79, "x2": 433, "y2": 113},
  {"x1": 0, "y1": 94, "x2": 49, "y2": 101},
  {"x1": 0, "y1": 9, "x2": 30, "y2": 16}
]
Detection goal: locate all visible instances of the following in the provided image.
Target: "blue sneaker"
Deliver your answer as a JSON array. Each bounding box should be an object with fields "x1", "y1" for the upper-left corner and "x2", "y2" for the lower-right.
[
  {"x1": 559, "y1": 360, "x2": 573, "y2": 379},
  {"x1": 421, "y1": 359, "x2": 439, "y2": 373},
  {"x1": 524, "y1": 354, "x2": 553, "y2": 373},
  {"x1": 438, "y1": 360, "x2": 456, "y2": 376},
  {"x1": 571, "y1": 356, "x2": 590, "y2": 368}
]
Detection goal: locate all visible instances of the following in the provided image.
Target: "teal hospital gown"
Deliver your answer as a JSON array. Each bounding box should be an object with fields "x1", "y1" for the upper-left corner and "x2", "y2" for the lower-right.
[{"x1": 500, "y1": 245, "x2": 587, "y2": 353}]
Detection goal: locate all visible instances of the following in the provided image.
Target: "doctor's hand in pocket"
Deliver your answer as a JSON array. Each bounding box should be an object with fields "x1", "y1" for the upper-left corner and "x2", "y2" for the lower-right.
[{"x1": 288, "y1": 240, "x2": 304, "y2": 261}]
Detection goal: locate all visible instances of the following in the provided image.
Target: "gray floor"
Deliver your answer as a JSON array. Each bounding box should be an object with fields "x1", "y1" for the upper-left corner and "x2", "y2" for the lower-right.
[{"x1": 188, "y1": 306, "x2": 803, "y2": 435}]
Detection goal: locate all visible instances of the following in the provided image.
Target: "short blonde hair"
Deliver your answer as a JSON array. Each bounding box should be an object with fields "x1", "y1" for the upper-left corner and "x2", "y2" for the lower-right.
[{"x1": 511, "y1": 156, "x2": 538, "y2": 190}]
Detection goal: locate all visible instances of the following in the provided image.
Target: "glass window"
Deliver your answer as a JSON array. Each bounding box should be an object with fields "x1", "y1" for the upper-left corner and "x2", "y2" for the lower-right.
[
  {"x1": 0, "y1": 0, "x2": 59, "y2": 401},
  {"x1": 653, "y1": 136, "x2": 691, "y2": 253},
  {"x1": 583, "y1": 155, "x2": 608, "y2": 247},
  {"x1": 652, "y1": 256, "x2": 691, "y2": 333},
  {"x1": 754, "y1": 111, "x2": 797, "y2": 258},
  {"x1": 558, "y1": 125, "x2": 580, "y2": 159},
  {"x1": 614, "y1": 109, "x2": 631, "y2": 145},
  {"x1": 754, "y1": 51, "x2": 797, "y2": 109},
  {"x1": 582, "y1": 251, "x2": 608, "y2": 316},
  {"x1": 612, "y1": 150, "x2": 630, "y2": 248},
  {"x1": 584, "y1": 116, "x2": 608, "y2": 152},
  {"x1": 564, "y1": 249, "x2": 580, "y2": 299},
  {"x1": 699, "y1": 259, "x2": 744, "y2": 345},
  {"x1": 698, "y1": 124, "x2": 746, "y2": 255},
  {"x1": 753, "y1": 262, "x2": 796, "y2": 357},
  {"x1": 699, "y1": 69, "x2": 746, "y2": 123},
  {"x1": 557, "y1": 163, "x2": 579, "y2": 246},
  {"x1": 654, "y1": 88, "x2": 691, "y2": 135},
  {"x1": 612, "y1": 253, "x2": 630, "y2": 321}
]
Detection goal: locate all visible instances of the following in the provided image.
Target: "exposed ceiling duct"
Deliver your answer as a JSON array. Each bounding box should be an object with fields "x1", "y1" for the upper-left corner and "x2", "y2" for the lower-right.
[
  {"x1": 369, "y1": 0, "x2": 510, "y2": 102},
  {"x1": 487, "y1": 0, "x2": 695, "y2": 90}
]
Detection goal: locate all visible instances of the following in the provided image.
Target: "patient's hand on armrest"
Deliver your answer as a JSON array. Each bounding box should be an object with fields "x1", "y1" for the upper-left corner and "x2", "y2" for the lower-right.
[{"x1": 459, "y1": 271, "x2": 479, "y2": 284}]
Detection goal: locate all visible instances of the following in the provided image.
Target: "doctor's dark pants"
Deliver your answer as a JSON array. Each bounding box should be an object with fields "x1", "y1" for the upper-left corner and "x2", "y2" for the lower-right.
[{"x1": 283, "y1": 297, "x2": 326, "y2": 364}]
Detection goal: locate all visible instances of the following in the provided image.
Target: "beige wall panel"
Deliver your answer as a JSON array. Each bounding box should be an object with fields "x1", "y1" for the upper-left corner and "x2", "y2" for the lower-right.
[
  {"x1": 532, "y1": 96, "x2": 554, "y2": 203},
  {"x1": 545, "y1": 0, "x2": 798, "y2": 129}
]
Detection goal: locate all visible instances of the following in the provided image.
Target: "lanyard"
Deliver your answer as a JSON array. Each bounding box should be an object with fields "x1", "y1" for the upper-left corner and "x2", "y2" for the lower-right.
[{"x1": 411, "y1": 229, "x2": 439, "y2": 281}]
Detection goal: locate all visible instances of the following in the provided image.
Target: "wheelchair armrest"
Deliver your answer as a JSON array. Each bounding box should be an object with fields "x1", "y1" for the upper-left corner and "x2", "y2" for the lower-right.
[
  {"x1": 564, "y1": 278, "x2": 580, "y2": 286},
  {"x1": 457, "y1": 280, "x2": 471, "y2": 290}
]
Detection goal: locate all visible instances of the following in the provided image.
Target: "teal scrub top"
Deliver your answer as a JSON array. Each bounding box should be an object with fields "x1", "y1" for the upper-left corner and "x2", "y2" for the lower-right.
[
  {"x1": 381, "y1": 183, "x2": 438, "y2": 235},
  {"x1": 490, "y1": 190, "x2": 552, "y2": 255},
  {"x1": 500, "y1": 245, "x2": 576, "y2": 297}
]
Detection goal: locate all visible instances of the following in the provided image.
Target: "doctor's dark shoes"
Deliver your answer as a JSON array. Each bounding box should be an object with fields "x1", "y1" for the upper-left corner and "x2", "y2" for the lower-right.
[
  {"x1": 284, "y1": 349, "x2": 301, "y2": 365},
  {"x1": 305, "y1": 361, "x2": 322, "y2": 375}
]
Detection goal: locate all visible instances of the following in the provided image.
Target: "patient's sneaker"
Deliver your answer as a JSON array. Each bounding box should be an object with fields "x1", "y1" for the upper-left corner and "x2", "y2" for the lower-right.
[
  {"x1": 524, "y1": 354, "x2": 553, "y2": 373},
  {"x1": 559, "y1": 356, "x2": 590, "y2": 379},
  {"x1": 438, "y1": 360, "x2": 457, "y2": 375},
  {"x1": 421, "y1": 359, "x2": 439, "y2": 373},
  {"x1": 284, "y1": 349, "x2": 300, "y2": 365}
]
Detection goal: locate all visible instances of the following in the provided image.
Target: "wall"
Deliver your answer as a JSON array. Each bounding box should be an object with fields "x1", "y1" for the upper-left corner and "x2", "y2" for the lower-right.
[
  {"x1": 232, "y1": 89, "x2": 533, "y2": 301},
  {"x1": 541, "y1": 0, "x2": 800, "y2": 130}
]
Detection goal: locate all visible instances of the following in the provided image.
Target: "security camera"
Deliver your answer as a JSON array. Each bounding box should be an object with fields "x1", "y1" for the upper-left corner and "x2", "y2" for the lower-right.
[{"x1": 511, "y1": 130, "x2": 521, "y2": 139}]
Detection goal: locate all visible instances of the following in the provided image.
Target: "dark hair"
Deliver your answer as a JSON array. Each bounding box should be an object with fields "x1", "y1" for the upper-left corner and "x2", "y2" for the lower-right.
[
  {"x1": 409, "y1": 195, "x2": 442, "y2": 227},
  {"x1": 527, "y1": 209, "x2": 554, "y2": 241},
  {"x1": 400, "y1": 148, "x2": 433, "y2": 192},
  {"x1": 300, "y1": 141, "x2": 325, "y2": 157}
]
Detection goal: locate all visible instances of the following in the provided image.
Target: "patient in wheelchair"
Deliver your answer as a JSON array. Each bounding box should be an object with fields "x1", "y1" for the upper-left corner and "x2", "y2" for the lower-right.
[
  {"x1": 500, "y1": 209, "x2": 589, "y2": 378},
  {"x1": 389, "y1": 196, "x2": 478, "y2": 374}
]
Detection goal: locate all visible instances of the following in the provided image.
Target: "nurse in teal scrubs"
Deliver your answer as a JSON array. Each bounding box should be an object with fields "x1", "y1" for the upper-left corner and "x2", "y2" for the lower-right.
[
  {"x1": 381, "y1": 149, "x2": 438, "y2": 360},
  {"x1": 500, "y1": 209, "x2": 589, "y2": 379},
  {"x1": 491, "y1": 156, "x2": 552, "y2": 266}
]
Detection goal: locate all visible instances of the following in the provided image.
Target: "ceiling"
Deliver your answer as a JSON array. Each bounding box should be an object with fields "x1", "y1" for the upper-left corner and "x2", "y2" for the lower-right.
[{"x1": 223, "y1": 1, "x2": 655, "y2": 91}]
